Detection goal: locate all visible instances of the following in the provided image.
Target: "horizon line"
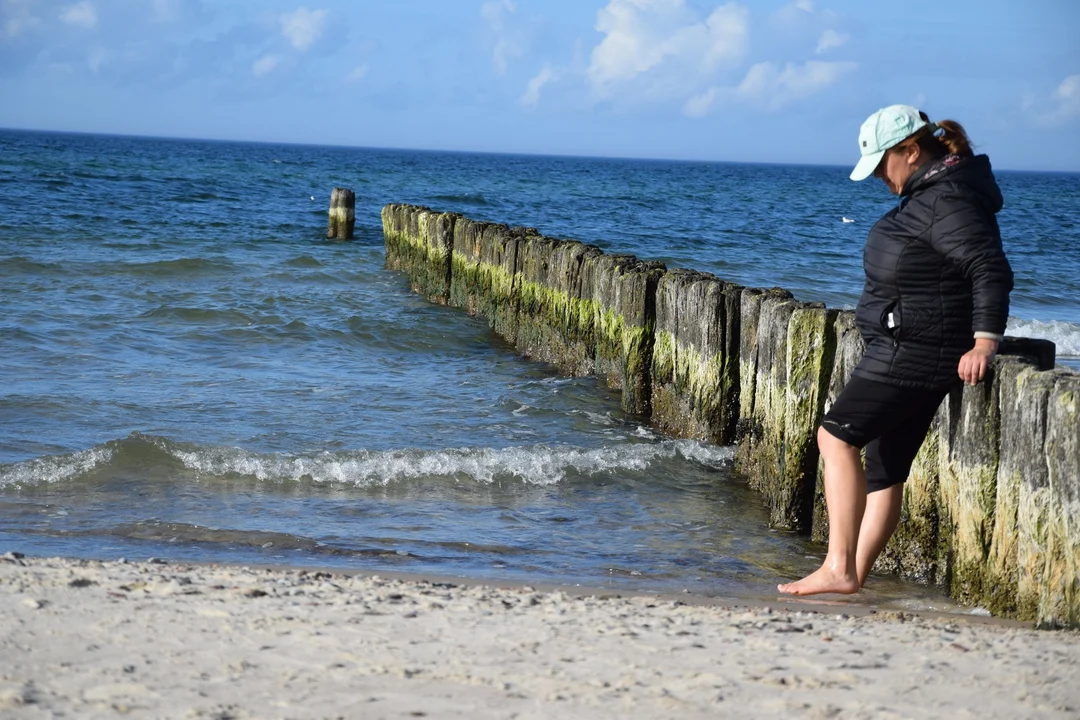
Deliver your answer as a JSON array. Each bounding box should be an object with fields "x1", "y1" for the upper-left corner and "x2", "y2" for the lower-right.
[{"x1": 1, "y1": 124, "x2": 1077, "y2": 175}]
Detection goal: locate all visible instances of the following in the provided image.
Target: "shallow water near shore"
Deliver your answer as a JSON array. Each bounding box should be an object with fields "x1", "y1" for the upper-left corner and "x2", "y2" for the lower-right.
[{"x1": 2, "y1": 129, "x2": 1078, "y2": 615}]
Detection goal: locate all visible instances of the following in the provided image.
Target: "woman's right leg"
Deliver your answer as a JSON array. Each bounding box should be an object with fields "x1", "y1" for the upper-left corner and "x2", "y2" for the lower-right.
[
  {"x1": 777, "y1": 426, "x2": 865, "y2": 596},
  {"x1": 853, "y1": 391, "x2": 946, "y2": 584}
]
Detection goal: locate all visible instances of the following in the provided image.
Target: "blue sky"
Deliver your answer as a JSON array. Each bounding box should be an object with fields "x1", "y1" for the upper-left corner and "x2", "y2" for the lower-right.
[{"x1": 1, "y1": 0, "x2": 1078, "y2": 170}]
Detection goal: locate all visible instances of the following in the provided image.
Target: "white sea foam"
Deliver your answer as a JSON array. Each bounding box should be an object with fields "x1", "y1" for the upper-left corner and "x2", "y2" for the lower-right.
[
  {"x1": 0, "y1": 446, "x2": 114, "y2": 488},
  {"x1": 171, "y1": 440, "x2": 734, "y2": 487},
  {"x1": 1006, "y1": 317, "x2": 1080, "y2": 357}
]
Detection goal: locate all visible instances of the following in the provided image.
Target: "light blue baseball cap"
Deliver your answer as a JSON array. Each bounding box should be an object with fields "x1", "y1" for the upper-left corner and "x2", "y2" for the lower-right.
[{"x1": 850, "y1": 105, "x2": 937, "y2": 181}]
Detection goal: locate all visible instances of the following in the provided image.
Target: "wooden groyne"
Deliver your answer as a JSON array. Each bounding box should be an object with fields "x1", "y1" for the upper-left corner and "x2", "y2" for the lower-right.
[{"x1": 382, "y1": 203, "x2": 1078, "y2": 628}]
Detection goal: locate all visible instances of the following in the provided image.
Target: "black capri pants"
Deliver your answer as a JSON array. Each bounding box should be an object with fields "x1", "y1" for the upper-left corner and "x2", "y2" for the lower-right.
[{"x1": 819, "y1": 375, "x2": 950, "y2": 493}]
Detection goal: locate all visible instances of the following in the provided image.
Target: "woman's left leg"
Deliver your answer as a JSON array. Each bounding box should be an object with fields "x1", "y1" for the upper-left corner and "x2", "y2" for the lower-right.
[{"x1": 855, "y1": 483, "x2": 904, "y2": 585}]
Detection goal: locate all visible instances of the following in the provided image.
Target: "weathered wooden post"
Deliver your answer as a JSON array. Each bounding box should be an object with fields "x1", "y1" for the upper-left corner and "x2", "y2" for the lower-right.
[{"x1": 328, "y1": 187, "x2": 355, "y2": 240}]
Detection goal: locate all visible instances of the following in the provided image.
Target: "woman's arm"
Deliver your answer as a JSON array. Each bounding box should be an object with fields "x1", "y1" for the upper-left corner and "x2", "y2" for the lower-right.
[{"x1": 929, "y1": 191, "x2": 1014, "y2": 383}]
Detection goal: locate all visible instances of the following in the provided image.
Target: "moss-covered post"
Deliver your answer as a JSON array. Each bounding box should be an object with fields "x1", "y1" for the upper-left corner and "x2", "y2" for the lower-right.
[
  {"x1": 780, "y1": 303, "x2": 837, "y2": 532},
  {"x1": 483, "y1": 224, "x2": 527, "y2": 343},
  {"x1": 449, "y1": 218, "x2": 490, "y2": 316},
  {"x1": 584, "y1": 254, "x2": 665, "y2": 416},
  {"x1": 328, "y1": 187, "x2": 355, "y2": 240},
  {"x1": 650, "y1": 269, "x2": 743, "y2": 444},
  {"x1": 1042, "y1": 372, "x2": 1080, "y2": 628},
  {"x1": 735, "y1": 292, "x2": 795, "y2": 515},
  {"x1": 381, "y1": 204, "x2": 406, "y2": 270},
  {"x1": 735, "y1": 287, "x2": 793, "y2": 444},
  {"x1": 939, "y1": 374, "x2": 1002, "y2": 606},
  {"x1": 812, "y1": 311, "x2": 864, "y2": 543},
  {"x1": 1004, "y1": 368, "x2": 1060, "y2": 622},
  {"x1": 985, "y1": 357, "x2": 1043, "y2": 616},
  {"x1": 541, "y1": 240, "x2": 604, "y2": 376},
  {"x1": 381, "y1": 205, "x2": 457, "y2": 304},
  {"x1": 514, "y1": 236, "x2": 598, "y2": 374}
]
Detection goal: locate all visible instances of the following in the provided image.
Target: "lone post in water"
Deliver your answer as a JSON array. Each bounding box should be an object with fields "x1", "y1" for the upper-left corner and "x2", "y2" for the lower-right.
[{"x1": 328, "y1": 188, "x2": 355, "y2": 240}]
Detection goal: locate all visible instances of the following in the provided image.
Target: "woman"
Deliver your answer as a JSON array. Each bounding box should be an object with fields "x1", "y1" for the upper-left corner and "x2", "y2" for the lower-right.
[{"x1": 779, "y1": 105, "x2": 1013, "y2": 596}]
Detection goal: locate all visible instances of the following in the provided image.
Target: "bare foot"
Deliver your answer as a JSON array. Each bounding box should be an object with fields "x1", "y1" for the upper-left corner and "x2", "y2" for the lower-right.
[{"x1": 777, "y1": 563, "x2": 861, "y2": 596}]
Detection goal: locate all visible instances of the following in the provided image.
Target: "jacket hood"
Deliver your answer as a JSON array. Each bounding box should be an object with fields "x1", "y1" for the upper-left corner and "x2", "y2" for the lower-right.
[{"x1": 901, "y1": 154, "x2": 1003, "y2": 213}]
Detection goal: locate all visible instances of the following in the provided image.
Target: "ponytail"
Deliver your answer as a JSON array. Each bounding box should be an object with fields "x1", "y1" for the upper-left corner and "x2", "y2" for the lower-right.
[
  {"x1": 934, "y1": 119, "x2": 974, "y2": 158},
  {"x1": 905, "y1": 112, "x2": 975, "y2": 159}
]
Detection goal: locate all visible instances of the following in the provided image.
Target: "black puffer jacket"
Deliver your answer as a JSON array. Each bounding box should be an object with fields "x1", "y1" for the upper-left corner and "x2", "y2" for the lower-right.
[{"x1": 853, "y1": 154, "x2": 1013, "y2": 390}]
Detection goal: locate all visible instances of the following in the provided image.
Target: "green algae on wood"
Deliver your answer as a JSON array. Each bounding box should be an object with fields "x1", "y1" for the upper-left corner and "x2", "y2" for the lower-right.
[
  {"x1": 449, "y1": 220, "x2": 524, "y2": 343},
  {"x1": 448, "y1": 217, "x2": 491, "y2": 315},
  {"x1": 650, "y1": 269, "x2": 743, "y2": 444},
  {"x1": 582, "y1": 253, "x2": 665, "y2": 416},
  {"x1": 735, "y1": 293, "x2": 803, "y2": 528},
  {"x1": 991, "y1": 359, "x2": 1054, "y2": 620},
  {"x1": 777, "y1": 304, "x2": 837, "y2": 532},
  {"x1": 382, "y1": 204, "x2": 457, "y2": 304},
  {"x1": 327, "y1": 187, "x2": 355, "y2": 240},
  {"x1": 515, "y1": 236, "x2": 603, "y2": 377},
  {"x1": 983, "y1": 357, "x2": 1041, "y2": 615},
  {"x1": 736, "y1": 287, "x2": 793, "y2": 433},
  {"x1": 939, "y1": 377, "x2": 1002, "y2": 606},
  {"x1": 1041, "y1": 372, "x2": 1080, "y2": 628},
  {"x1": 1012, "y1": 373, "x2": 1061, "y2": 623}
]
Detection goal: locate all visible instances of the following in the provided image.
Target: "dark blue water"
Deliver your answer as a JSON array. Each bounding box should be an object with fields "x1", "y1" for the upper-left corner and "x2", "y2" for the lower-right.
[{"x1": 1, "y1": 129, "x2": 1077, "y2": 611}]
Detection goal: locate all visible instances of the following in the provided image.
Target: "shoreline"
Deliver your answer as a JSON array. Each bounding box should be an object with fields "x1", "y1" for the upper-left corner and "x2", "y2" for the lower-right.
[
  {"x1": 3, "y1": 554, "x2": 1076, "y2": 718},
  {"x1": 146, "y1": 556, "x2": 1031, "y2": 628}
]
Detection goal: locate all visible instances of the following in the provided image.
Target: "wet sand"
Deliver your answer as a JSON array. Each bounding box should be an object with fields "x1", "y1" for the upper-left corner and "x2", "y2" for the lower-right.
[{"x1": 1, "y1": 554, "x2": 1077, "y2": 719}]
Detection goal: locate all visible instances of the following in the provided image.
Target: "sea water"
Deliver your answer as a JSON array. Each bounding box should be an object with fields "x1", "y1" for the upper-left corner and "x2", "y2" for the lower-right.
[{"x1": 2, "y1": 129, "x2": 1078, "y2": 611}]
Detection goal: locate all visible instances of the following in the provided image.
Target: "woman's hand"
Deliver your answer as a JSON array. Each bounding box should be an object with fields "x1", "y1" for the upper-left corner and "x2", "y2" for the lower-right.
[{"x1": 958, "y1": 338, "x2": 999, "y2": 385}]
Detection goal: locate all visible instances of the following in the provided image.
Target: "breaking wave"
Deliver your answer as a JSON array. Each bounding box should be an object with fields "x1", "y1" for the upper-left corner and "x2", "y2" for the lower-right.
[{"x1": 0, "y1": 432, "x2": 733, "y2": 490}]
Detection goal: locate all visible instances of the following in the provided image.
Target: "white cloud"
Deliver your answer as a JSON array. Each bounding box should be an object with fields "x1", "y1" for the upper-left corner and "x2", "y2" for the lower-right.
[
  {"x1": 252, "y1": 54, "x2": 280, "y2": 77},
  {"x1": 3, "y1": 0, "x2": 40, "y2": 38},
  {"x1": 88, "y1": 47, "x2": 106, "y2": 73},
  {"x1": 771, "y1": 0, "x2": 815, "y2": 26},
  {"x1": 736, "y1": 60, "x2": 857, "y2": 111},
  {"x1": 1026, "y1": 74, "x2": 1080, "y2": 127},
  {"x1": 151, "y1": 0, "x2": 181, "y2": 23},
  {"x1": 346, "y1": 64, "x2": 369, "y2": 83},
  {"x1": 587, "y1": 0, "x2": 749, "y2": 99},
  {"x1": 520, "y1": 64, "x2": 558, "y2": 109},
  {"x1": 280, "y1": 6, "x2": 327, "y2": 52},
  {"x1": 481, "y1": 0, "x2": 524, "y2": 76},
  {"x1": 60, "y1": 1, "x2": 97, "y2": 29},
  {"x1": 1052, "y1": 74, "x2": 1080, "y2": 107},
  {"x1": 683, "y1": 86, "x2": 721, "y2": 117},
  {"x1": 815, "y1": 28, "x2": 848, "y2": 54}
]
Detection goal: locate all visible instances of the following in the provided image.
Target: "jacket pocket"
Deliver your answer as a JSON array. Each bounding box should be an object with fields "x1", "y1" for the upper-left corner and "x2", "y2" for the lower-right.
[{"x1": 879, "y1": 300, "x2": 902, "y2": 341}]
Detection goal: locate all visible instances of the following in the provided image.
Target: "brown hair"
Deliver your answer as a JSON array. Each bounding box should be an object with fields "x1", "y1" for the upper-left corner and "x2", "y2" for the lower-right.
[{"x1": 896, "y1": 111, "x2": 974, "y2": 159}]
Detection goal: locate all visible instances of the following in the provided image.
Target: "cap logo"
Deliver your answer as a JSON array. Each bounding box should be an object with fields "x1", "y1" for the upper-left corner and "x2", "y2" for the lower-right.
[{"x1": 862, "y1": 140, "x2": 867, "y2": 147}]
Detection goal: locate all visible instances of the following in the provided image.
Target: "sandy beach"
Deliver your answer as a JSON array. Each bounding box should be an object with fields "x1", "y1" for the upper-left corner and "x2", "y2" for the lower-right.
[{"x1": 1, "y1": 554, "x2": 1077, "y2": 719}]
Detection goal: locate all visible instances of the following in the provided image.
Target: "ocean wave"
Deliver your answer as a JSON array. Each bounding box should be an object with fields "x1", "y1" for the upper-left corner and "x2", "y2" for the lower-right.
[
  {"x1": 0, "y1": 256, "x2": 67, "y2": 275},
  {"x1": 0, "y1": 445, "x2": 115, "y2": 488},
  {"x1": 429, "y1": 193, "x2": 490, "y2": 206},
  {"x1": 284, "y1": 255, "x2": 325, "y2": 268},
  {"x1": 0, "y1": 433, "x2": 733, "y2": 489},
  {"x1": 1007, "y1": 317, "x2": 1080, "y2": 356},
  {"x1": 112, "y1": 257, "x2": 235, "y2": 277},
  {"x1": 174, "y1": 438, "x2": 733, "y2": 486},
  {"x1": 138, "y1": 305, "x2": 257, "y2": 325},
  {"x1": 170, "y1": 191, "x2": 222, "y2": 202}
]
